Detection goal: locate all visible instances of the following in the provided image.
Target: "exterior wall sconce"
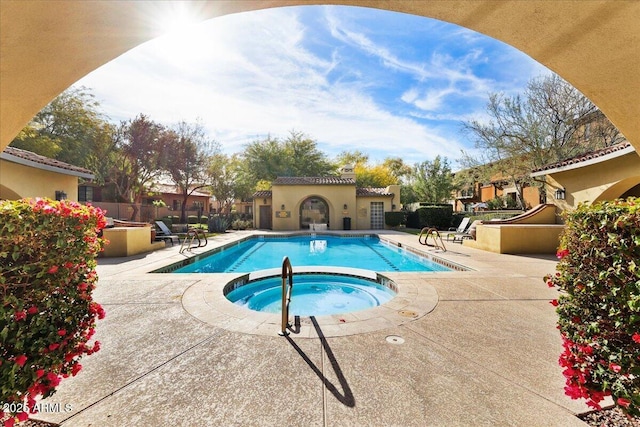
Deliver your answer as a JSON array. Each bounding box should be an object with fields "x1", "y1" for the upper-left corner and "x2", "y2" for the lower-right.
[
  {"x1": 263, "y1": 198, "x2": 267, "y2": 204},
  {"x1": 55, "y1": 190, "x2": 67, "y2": 201},
  {"x1": 343, "y1": 204, "x2": 348, "y2": 210},
  {"x1": 555, "y1": 188, "x2": 566, "y2": 200},
  {"x1": 281, "y1": 204, "x2": 285, "y2": 210}
]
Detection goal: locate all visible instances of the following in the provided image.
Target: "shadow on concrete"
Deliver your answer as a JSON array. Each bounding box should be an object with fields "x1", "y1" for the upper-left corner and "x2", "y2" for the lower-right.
[{"x1": 285, "y1": 316, "x2": 355, "y2": 407}]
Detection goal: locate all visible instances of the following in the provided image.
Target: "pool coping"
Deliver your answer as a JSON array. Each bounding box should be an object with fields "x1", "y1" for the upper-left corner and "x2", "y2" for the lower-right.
[{"x1": 182, "y1": 265, "x2": 439, "y2": 338}]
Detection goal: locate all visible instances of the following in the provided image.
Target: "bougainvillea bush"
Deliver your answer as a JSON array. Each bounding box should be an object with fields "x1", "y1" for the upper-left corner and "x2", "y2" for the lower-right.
[
  {"x1": 0, "y1": 198, "x2": 107, "y2": 426},
  {"x1": 546, "y1": 197, "x2": 639, "y2": 417}
]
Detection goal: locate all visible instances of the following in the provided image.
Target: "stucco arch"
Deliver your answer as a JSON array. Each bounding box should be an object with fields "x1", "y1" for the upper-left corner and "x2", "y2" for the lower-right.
[
  {"x1": 593, "y1": 176, "x2": 640, "y2": 203},
  {"x1": 1, "y1": 1, "x2": 639, "y2": 156},
  {"x1": 299, "y1": 195, "x2": 331, "y2": 229},
  {"x1": 0, "y1": 184, "x2": 22, "y2": 200}
]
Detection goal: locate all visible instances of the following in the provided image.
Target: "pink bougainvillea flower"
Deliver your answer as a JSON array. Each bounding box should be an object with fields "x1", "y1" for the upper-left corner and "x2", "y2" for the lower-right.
[
  {"x1": 556, "y1": 249, "x2": 569, "y2": 259},
  {"x1": 57, "y1": 329, "x2": 67, "y2": 336},
  {"x1": 14, "y1": 310, "x2": 27, "y2": 321},
  {"x1": 47, "y1": 265, "x2": 59, "y2": 274},
  {"x1": 16, "y1": 412, "x2": 28, "y2": 422},
  {"x1": 5, "y1": 417, "x2": 16, "y2": 427},
  {"x1": 71, "y1": 363, "x2": 82, "y2": 376},
  {"x1": 15, "y1": 354, "x2": 27, "y2": 367},
  {"x1": 609, "y1": 363, "x2": 622, "y2": 373},
  {"x1": 46, "y1": 372, "x2": 61, "y2": 387},
  {"x1": 36, "y1": 369, "x2": 45, "y2": 378},
  {"x1": 27, "y1": 306, "x2": 38, "y2": 315},
  {"x1": 632, "y1": 332, "x2": 640, "y2": 344},
  {"x1": 48, "y1": 343, "x2": 59, "y2": 351},
  {"x1": 550, "y1": 299, "x2": 559, "y2": 307},
  {"x1": 617, "y1": 397, "x2": 631, "y2": 408}
]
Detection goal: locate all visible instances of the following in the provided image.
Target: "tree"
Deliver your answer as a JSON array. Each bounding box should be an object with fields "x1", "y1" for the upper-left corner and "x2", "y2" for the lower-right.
[
  {"x1": 335, "y1": 150, "x2": 369, "y2": 167},
  {"x1": 241, "y1": 131, "x2": 334, "y2": 185},
  {"x1": 412, "y1": 156, "x2": 455, "y2": 204},
  {"x1": 109, "y1": 114, "x2": 165, "y2": 220},
  {"x1": 207, "y1": 153, "x2": 253, "y2": 214},
  {"x1": 10, "y1": 86, "x2": 112, "y2": 169},
  {"x1": 461, "y1": 73, "x2": 623, "y2": 206},
  {"x1": 383, "y1": 157, "x2": 413, "y2": 183},
  {"x1": 354, "y1": 163, "x2": 398, "y2": 187},
  {"x1": 163, "y1": 121, "x2": 216, "y2": 223}
]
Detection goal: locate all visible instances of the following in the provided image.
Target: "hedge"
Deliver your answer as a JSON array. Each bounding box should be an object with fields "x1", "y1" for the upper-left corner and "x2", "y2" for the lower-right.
[
  {"x1": 546, "y1": 197, "x2": 639, "y2": 416},
  {"x1": 406, "y1": 205, "x2": 453, "y2": 229},
  {"x1": 0, "y1": 198, "x2": 107, "y2": 423},
  {"x1": 384, "y1": 212, "x2": 404, "y2": 228}
]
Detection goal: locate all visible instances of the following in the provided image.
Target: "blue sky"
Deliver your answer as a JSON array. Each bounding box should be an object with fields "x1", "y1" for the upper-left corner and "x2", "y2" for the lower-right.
[{"x1": 74, "y1": 5, "x2": 550, "y2": 167}]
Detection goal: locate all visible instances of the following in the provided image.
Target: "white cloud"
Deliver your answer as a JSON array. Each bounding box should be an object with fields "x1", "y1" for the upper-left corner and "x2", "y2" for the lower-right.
[{"x1": 73, "y1": 5, "x2": 544, "y2": 167}]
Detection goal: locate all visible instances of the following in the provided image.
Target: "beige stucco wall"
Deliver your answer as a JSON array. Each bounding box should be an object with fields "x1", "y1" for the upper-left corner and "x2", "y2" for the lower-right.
[
  {"x1": 253, "y1": 184, "x2": 399, "y2": 230},
  {"x1": 102, "y1": 226, "x2": 164, "y2": 257},
  {"x1": 465, "y1": 224, "x2": 564, "y2": 254},
  {"x1": 546, "y1": 151, "x2": 640, "y2": 210},
  {"x1": 270, "y1": 184, "x2": 356, "y2": 231},
  {"x1": 0, "y1": 159, "x2": 79, "y2": 201}
]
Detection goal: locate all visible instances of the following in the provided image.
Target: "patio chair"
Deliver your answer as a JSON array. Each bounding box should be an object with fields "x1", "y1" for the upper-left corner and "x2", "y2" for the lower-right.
[
  {"x1": 446, "y1": 217, "x2": 471, "y2": 241},
  {"x1": 451, "y1": 220, "x2": 481, "y2": 243},
  {"x1": 155, "y1": 221, "x2": 180, "y2": 246}
]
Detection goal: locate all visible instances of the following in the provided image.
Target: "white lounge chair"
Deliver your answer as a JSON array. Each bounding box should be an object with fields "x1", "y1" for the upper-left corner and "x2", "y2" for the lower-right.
[{"x1": 446, "y1": 217, "x2": 471, "y2": 241}]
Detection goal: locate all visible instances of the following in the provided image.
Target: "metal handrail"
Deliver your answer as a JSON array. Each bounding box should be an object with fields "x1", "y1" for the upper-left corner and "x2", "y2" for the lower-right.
[
  {"x1": 279, "y1": 256, "x2": 294, "y2": 336},
  {"x1": 418, "y1": 227, "x2": 447, "y2": 252},
  {"x1": 179, "y1": 228, "x2": 208, "y2": 254}
]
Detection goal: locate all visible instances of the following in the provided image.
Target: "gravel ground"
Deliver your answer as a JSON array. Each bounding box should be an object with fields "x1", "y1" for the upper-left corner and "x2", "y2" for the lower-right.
[{"x1": 579, "y1": 406, "x2": 640, "y2": 427}]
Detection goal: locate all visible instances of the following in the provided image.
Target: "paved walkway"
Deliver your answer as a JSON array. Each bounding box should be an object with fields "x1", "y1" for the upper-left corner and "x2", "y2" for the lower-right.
[{"x1": 35, "y1": 230, "x2": 592, "y2": 426}]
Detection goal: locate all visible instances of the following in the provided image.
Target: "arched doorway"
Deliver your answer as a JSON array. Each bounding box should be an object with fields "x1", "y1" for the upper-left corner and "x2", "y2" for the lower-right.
[{"x1": 300, "y1": 196, "x2": 329, "y2": 229}]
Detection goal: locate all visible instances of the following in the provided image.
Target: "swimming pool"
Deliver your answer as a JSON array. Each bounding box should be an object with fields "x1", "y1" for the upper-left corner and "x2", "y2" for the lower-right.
[
  {"x1": 171, "y1": 234, "x2": 452, "y2": 273},
  {"x1": 225, "y1": 273, "x2": 396, "y2": 316}
]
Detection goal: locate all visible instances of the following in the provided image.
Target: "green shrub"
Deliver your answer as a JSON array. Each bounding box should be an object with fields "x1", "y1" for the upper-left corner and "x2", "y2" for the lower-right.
[
  {"x1": 208, "y1": 215, "x2": 230, "y2": 233},
  {"x1": 231, "y1": 220, "x2": 252, "y2": 230},
  {"x1": 546, "y1": 197, "x2": 640, "y2": 416},
  {"x1": 160, "y1": 217, "x2": 173, "y2": 228},
  {"x1": 0, "y1": 198, "x2": 107, "y2": 422},
  {"x1": 409, "y1": 206, "x2": 453, "y2": 229},
  {"x1": 384, "y1": 212, "x2": 404, "y2": 227},
  {"x1": 199, "y1": 216, "x2": 208, "y2": 225},
  {"x1": 187, "y1": 215, "x2": 198, "y2": 224}
]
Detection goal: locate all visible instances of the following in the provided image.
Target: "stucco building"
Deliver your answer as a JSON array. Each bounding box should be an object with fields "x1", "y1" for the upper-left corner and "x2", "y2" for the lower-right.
[
  {"x1": 531, "y1": 141, "x2": 640, "y2": 210},
  {"x1": 253, "y1": 166, "x2": 400, "y2": 231},
  {"x1": 0, "y1": 146, "x2": 94, "y2": 201}
]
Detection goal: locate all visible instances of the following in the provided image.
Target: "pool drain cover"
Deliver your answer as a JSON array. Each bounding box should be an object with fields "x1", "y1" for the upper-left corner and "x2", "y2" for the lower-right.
[
  {"x1": 386, "y1": 335, "x2": 405, "y2": 345},
  {"x1": 398, "y1": 310, "x2": 418, "y2": 318}
]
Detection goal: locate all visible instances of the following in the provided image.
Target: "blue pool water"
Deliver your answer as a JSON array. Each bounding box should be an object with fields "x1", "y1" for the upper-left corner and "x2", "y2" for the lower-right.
[
  {"x1": 174, "y1": 235, "x2": 451, "y2": 273},
  {"x1": 225, "y1": 274, "x2": 396, "y2": 316}
]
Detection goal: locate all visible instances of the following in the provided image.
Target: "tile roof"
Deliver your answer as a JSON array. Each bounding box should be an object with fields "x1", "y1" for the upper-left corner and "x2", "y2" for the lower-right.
[
  {"x1": 1, "y1": 146, "x2": 94, "y2": 178},
  {"x1": 273, "y1": 176, "x2": 355, "y2": 185},
  {"x1": 253, "y1": 190, "x2": 272, "y2": 198},
  {"x1": 532, "y1": 141, "x2": 633, "y2": 174},
  {"x1": 356, "y1": 187, "x2": 393, "y2": 197}
]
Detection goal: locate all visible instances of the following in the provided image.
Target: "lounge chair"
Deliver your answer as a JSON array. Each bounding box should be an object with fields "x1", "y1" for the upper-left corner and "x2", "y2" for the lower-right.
[
  {"x1": 446, "y1": 217, "x2": 471, "y2": 241},
  {"x1": 155, "y1": 221, "x2": 180, "y2": 246},
  {"x1": 451, "y1": 220, "x2": 481, "y2": 243}
]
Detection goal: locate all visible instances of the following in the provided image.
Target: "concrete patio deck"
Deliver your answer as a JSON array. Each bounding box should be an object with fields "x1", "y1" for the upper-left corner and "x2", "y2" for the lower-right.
[{"x1": 33, "y1": 230, "x2": 593, "y2": 426}]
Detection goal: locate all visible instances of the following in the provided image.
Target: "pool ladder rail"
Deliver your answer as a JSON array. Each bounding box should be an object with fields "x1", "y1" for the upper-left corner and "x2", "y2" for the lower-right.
[
  {"x1": 179, "y1": 228, "x2": 209, "y2": 254},
  {"x1": 279, "y1": 256, "x2": 294, "y2": 336},
  {"x1": 418, "y1": 227, "x2": 447, "y2": 252}
]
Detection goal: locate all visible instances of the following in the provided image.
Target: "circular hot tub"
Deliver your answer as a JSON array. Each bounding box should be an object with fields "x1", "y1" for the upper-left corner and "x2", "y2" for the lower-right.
[{"x1": 224, "y1": 272, "x2": 397, "y2": 316}]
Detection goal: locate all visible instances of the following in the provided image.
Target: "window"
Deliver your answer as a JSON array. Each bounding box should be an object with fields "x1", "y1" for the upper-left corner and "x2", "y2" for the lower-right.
[{"x1": 78, "y1": 186, "x2": 93, "y2": 202}]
